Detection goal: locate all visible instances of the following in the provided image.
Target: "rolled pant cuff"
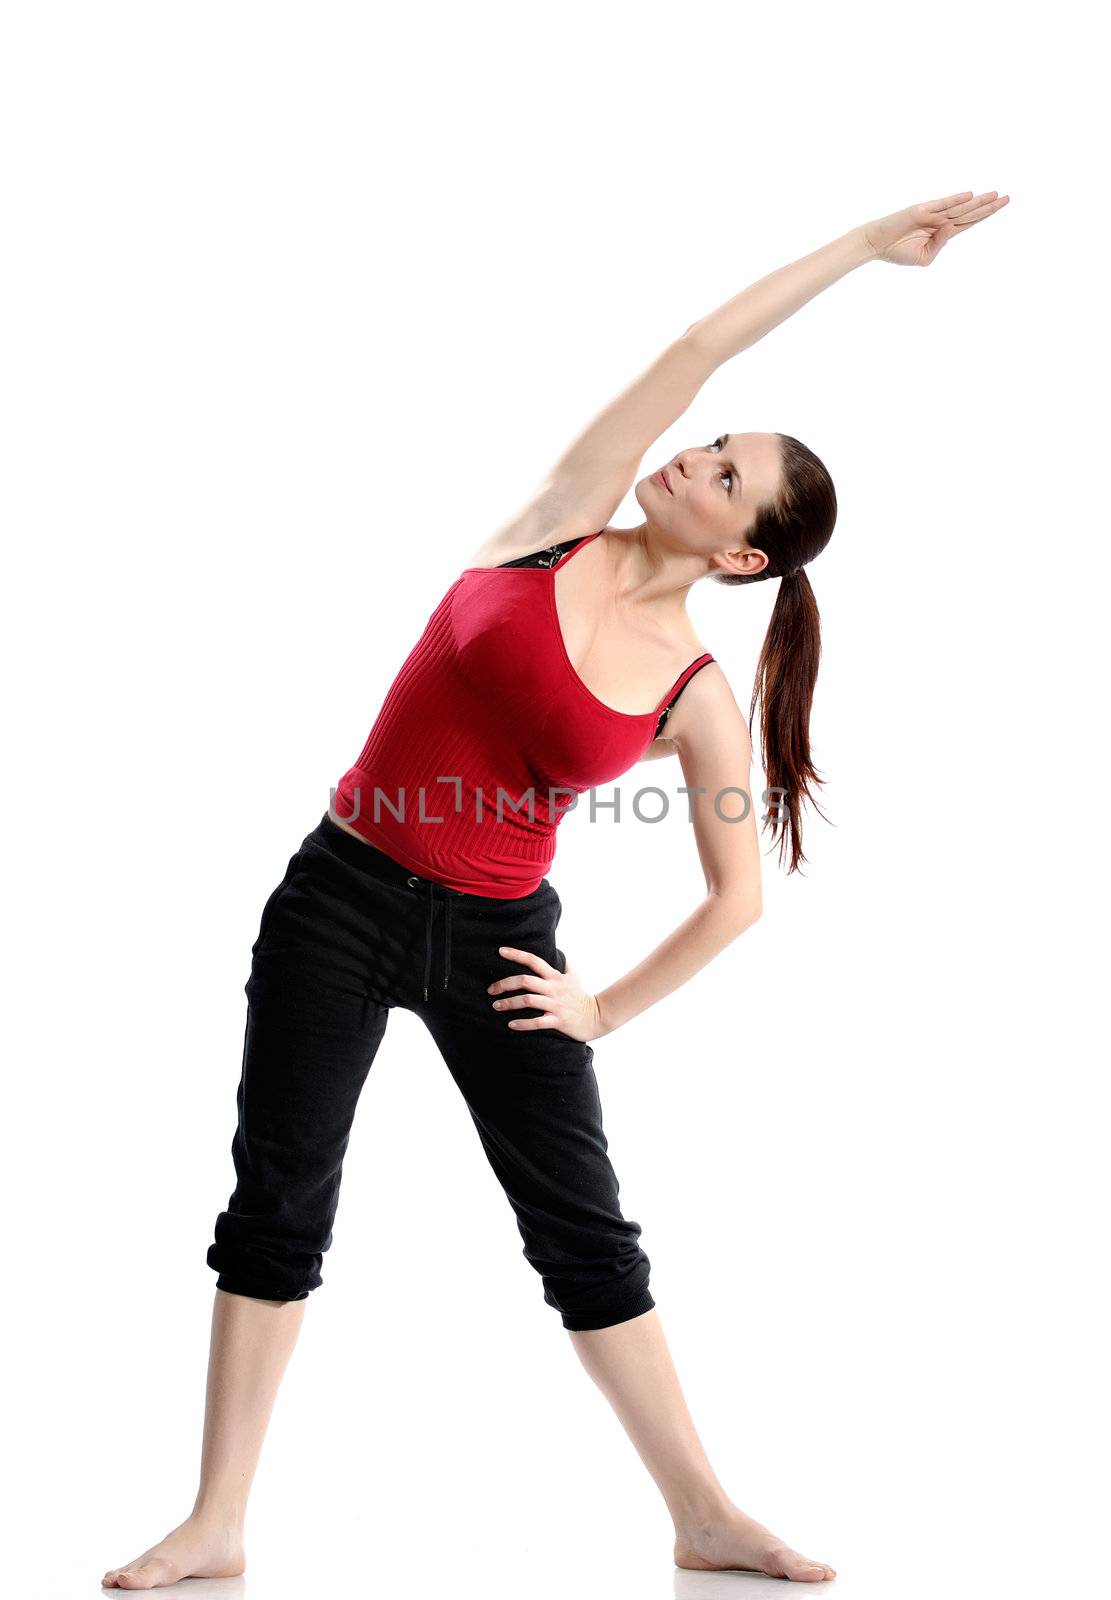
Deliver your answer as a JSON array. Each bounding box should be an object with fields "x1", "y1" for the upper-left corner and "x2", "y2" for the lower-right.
[
  {"x1": 560, "y1": 1287, "x2": 656, "y2": 1332},
  {"x1": 215, "y1": 1271, "x2": 312, "y2": 1304}
]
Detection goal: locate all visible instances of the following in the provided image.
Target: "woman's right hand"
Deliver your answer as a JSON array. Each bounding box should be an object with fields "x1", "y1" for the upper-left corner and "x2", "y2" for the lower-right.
[{"x1": 862, "y1": 190, "x2": 1010, "y2": 267}]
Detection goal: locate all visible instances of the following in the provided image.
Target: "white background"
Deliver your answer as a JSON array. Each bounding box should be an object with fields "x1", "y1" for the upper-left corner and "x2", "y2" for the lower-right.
[{"x1": 4, "y1": 3, "x2": 1107, "y2": 1597}]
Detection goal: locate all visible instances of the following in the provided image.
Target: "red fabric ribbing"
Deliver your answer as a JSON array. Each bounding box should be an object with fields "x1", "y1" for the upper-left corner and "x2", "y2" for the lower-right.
[{"x1": 332, "y1": 530, "x2": 715, "y2": 897}]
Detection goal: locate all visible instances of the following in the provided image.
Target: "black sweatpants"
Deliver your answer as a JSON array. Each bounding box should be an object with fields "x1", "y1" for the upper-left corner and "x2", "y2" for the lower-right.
[{"x1": 206, "y1": 812, "x2": 655, "y2": 1331}]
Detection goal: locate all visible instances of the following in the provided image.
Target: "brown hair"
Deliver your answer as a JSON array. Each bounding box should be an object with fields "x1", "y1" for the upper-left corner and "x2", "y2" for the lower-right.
[{"x1": 710, "y1": 432, "x2": 837, "y2": 874}]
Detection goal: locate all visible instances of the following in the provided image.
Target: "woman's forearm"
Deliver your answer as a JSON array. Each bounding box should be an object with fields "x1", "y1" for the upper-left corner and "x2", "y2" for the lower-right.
[
  {"x1": 593, "y1": 893, "x2": 758, "y2": 1037},
  {"x1": 683, "y1": 224, "x2": 877, "y2": 371}
]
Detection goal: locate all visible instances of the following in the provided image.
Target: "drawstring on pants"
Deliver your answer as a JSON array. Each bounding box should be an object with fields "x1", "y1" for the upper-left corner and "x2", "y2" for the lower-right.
[{"x1": 407, "y1": 874, "x2": 458, "y2": 1001}]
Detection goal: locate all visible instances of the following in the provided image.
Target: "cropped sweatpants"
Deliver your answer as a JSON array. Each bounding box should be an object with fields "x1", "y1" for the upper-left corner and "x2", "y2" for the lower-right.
[{"x1": 206, "y1": 812, "x2": 655, "y2": 1331}]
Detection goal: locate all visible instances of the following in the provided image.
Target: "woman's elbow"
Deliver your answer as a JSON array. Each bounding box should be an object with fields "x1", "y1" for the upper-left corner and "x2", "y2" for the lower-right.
[
  {"x1": 714, "y1": 888, "x2": 762, "y2": 935},
  {"x1": 737, "y1": 897, "x2": 763, "y2": 934}
]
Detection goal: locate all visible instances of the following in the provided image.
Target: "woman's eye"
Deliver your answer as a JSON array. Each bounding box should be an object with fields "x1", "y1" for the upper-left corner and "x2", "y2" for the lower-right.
[{"x1": 708, "y1": 438, "x2": 731, "y2": 491}]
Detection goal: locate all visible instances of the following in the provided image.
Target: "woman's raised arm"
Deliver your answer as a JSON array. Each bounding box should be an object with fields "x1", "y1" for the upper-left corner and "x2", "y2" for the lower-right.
[
  {"x1": 470, "y1": 334, "x2": 714, "y2": 564},
  {"x1": 506, "y1": 224, "x2": 875, "y2": 546},
  {"x1": 683, "y1": 190, "x2": 1007, "y2": 367},
  {"x1": 473, "y1": 191, "x2": 1007, "y2": 560}
]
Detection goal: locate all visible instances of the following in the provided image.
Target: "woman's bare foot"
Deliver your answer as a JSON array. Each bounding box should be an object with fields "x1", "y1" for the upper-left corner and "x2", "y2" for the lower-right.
[
  {"x1": 101, "y1": 1511, "x2": 245, "y2": 1590},
  {"x1": 674, "y1": 1503, "x2": 836, "y2": 1583}
]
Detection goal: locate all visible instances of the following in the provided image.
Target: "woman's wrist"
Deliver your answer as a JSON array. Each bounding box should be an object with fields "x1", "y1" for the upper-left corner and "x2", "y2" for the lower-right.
[
  {"x1": 589, "y1": 991, "x2": 619, "y2": 1041},
  {"x1": 851, "y1": 221, "x2": 881, "y2": 265}
]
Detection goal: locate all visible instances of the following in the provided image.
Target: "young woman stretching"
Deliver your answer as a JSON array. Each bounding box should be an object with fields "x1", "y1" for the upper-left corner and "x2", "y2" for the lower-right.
[{"x1": 102, "y1": 188, "x2": 1008, "y2": 1591}]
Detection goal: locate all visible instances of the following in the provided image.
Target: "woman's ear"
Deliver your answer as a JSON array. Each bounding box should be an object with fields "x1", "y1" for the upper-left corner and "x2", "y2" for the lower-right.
[{"x1": 714, "y1": 544, "x2": 767, "y2": 578}]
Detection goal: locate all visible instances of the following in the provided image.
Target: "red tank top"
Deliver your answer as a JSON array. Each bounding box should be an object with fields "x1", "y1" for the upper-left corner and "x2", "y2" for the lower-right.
[{"x1": 331, "y1": 530, "x2": 715, "y2": 897}]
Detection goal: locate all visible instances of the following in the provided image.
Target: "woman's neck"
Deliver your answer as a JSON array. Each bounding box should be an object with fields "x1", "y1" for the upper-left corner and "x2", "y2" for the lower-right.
[{"x1": 603, "y1": 522, "x2": 704, "y2": 619}]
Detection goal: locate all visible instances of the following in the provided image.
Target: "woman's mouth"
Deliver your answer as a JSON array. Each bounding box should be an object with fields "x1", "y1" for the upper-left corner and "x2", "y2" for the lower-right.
[{"x1": 654, "y1": 468, "x2": 673, "y2": 495}]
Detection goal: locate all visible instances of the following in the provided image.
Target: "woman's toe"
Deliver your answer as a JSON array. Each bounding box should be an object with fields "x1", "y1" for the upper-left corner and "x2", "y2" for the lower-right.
[{"x1": 793, "y1": 1554, "x2": 831, "y2": 1581}]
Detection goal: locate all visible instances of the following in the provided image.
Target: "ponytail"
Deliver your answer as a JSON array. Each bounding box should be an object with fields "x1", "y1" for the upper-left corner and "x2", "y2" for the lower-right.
[
  {"x1": 710, "y1": 432, "x2": 837, "y2": 875},
  {"x1": 748, "y1": 567, "x2": 829, "y2": 874}
]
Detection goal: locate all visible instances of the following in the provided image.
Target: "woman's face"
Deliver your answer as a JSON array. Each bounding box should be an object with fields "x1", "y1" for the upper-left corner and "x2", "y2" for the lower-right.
[{"x1": 635, "y1": 430, "x2": 783, "y2": 577}]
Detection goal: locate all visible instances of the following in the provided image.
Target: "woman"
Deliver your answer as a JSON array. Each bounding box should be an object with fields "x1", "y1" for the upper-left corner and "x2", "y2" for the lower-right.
[{"x1": 102, "y1": 189, "x2": 1008, "y2": 1591}]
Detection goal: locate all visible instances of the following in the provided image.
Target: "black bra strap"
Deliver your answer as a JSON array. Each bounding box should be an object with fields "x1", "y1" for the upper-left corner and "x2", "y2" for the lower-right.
[
  {"x1": 495, "y1": 535, "x2": 592, "y2": 570},
  {"x1": 654, "y1": 658, "x2": 714, "y2": 740}
]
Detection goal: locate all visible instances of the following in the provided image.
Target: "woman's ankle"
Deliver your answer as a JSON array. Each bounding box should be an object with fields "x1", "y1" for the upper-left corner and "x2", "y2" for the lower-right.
[
  {"x1": 669, "y1": 1485, "x2": 735, "y2": 1538},
  {"x1": 190, "y1": 1494, "x2": 247, "y2": 1530}
]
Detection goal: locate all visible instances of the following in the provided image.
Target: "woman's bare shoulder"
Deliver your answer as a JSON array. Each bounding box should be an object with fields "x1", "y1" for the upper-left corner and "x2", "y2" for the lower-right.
[
  {"x1": 464, "y1": 475, "x2": 611, "y2": 567},
  {"x1": 665, "y1": 659, "x2": 749, "y2": 746}
]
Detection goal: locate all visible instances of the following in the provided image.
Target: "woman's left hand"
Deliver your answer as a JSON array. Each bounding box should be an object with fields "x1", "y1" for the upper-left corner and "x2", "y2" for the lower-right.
[
  {"x1": 489, "y1": 946, "x2": 608, "y2": 1042},
  {"x1": 862, "y1": 189, "x2": 1010, "y2": 267}
]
